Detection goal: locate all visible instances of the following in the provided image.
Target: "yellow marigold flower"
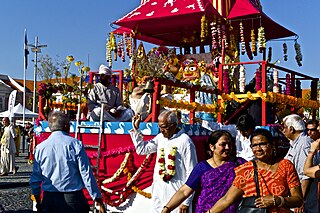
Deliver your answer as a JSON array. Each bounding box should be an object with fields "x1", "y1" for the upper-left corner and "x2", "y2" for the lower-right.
[
  {"x1": 82, "y1": 66, "x2": 90, "y2": 72},
  {"x1": 66, "y1": 55, "x2": 74, "y2": 62},
  {"x1": 75, "y1": 61, "x2": 83, "y2": 67}
]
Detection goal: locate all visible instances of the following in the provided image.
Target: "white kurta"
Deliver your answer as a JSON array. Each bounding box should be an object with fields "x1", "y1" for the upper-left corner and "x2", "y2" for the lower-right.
[
  {"x1": 201, "y1": 120, "x2": 254, "y2": 161},
  {"x1": 0, "y1": 124, "x2": 17, "y2": 173},
  {"x1": 129, "y1": 128, "x2": 198, "y2": 213},
  {"x1": 87, "y1": 83, "x2": 134, "y2": 121}
]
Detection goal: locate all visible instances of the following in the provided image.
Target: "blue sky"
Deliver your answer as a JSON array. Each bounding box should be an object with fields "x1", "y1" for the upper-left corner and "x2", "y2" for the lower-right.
[{"x1": 0, "y1": 0, "x2": 319, "y2": 88}]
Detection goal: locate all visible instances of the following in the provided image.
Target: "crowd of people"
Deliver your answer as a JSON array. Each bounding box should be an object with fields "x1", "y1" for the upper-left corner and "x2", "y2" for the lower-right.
[{"x1": 2, "y1": 65, "x2": 320, "y2": 213}]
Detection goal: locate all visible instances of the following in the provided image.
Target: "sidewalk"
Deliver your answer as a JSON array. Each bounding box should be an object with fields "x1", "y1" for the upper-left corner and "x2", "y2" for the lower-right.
[{"x1": 0, "y1": 152, "x2": 34, "y2": 212}]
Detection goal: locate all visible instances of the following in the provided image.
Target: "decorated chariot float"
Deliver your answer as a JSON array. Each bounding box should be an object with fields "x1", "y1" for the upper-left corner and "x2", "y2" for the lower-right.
[{"x1": 33, "y1": 0, "x2": 319, "y2": 212}]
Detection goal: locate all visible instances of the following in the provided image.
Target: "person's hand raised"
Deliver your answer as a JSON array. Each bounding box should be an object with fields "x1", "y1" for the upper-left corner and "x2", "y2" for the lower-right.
[{"x1": 132, "y1": 114, "x2": 141, "y2": 130}]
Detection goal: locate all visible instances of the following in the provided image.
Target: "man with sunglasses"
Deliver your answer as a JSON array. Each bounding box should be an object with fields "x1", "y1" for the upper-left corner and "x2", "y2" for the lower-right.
[
  {"x1": 282, "y1": 114, "x2": 320, "y2": 213},
  {"x1": 130, "y1": 110, "x2": 198, "y2": 213},
  {"x1": 305, "y1": 119, "x2": 320, "y2": 141}
]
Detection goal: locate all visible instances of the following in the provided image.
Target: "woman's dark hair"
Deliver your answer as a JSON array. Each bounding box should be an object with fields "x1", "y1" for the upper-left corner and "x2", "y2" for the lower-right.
[
  {"x1": 250, "y1": 128, "x2": 274, "y2": 145},
  {"x1": 205, "y1": 130, "x2": 234, "y2": 159}
]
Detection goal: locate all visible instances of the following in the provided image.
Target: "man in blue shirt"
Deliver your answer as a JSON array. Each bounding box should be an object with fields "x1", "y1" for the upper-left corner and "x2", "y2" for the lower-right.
[{"x1": 30, "y1": 111, "x2": 105, "y2": 213}]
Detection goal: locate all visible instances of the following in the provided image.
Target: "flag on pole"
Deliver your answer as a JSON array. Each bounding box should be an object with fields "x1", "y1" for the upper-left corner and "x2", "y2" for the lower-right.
[
  {"x1": 8, "y1": 90, "x2": 17, "y2": 121},
  {"x1": 24, "y1": 29, "x2": 29, "y2": 69}
]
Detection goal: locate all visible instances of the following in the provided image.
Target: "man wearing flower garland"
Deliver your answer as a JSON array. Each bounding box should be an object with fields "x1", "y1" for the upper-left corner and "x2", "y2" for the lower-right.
[
  {"x1": 130, "y1": 110, "x2": 198, "y2": 213},
  {"x1": 87, "y1": 64, "x2": 134, "y2": 122}
]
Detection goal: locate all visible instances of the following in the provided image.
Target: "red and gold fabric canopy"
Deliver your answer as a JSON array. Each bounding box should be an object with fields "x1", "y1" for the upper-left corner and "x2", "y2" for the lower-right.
[
  {"x1": 114, "y1": 0, "x2": 221, "y2": 47},
  {"x1": 114, "y1": 0, "x2": 296, "y2": 46}
]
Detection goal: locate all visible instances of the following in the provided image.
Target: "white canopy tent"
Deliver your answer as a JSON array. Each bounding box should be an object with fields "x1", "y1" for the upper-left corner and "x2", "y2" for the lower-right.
[{"x1": 0, "y1": 103, "x2": 38, "y2": 118}]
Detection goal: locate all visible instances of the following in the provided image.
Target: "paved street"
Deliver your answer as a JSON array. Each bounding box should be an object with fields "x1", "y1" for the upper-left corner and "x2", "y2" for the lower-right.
[{"x1": 0, "y1": 152, "x2": 34, "y2": 212}]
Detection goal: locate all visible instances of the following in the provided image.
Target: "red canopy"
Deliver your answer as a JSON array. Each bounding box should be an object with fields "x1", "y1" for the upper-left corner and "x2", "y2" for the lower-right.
[
  {"x1": 227, "y1": 0, "x2": 296, "y2": 40},
  {"x1": 114, "y1": 0, "x2": 220, "y2": 47},
  {"x1": 113, "y1": 26, "x2": 166, "y2": 45},
  {"x1": 114, "y1": 0, "x2": 296, "y2": 46}
]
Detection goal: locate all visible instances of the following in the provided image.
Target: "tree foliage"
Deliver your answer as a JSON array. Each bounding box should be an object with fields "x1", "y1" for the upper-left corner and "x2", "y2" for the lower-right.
[{"x1": 37, "y1": 54, "x2": 66, "y2": 82}]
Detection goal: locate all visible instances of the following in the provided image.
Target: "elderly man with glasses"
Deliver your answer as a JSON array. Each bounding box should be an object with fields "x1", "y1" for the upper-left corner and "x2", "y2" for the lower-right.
[
  {"x1": 130, "y1": 110, "x2": 198, "y2": 213},
  {"x1": 282, "y1": 114, "x2": 320, "y2": 213}
]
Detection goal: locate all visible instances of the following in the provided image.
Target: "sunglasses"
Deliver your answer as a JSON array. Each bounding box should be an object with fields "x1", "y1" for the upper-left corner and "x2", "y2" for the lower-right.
[{"x1": 307, "y1": 128, "x2": 318, "y2": 132}]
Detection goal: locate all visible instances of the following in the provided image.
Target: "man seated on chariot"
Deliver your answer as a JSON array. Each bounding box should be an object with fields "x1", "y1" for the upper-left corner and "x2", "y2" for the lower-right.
[{"x1": 87, "y1": 64, "x2": 134, "y2": 122}]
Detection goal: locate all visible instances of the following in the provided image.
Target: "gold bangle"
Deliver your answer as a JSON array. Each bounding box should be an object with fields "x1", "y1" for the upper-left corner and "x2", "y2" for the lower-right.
[{"x1": 279, "y1": 196, "x2": 285, "y2": 207}]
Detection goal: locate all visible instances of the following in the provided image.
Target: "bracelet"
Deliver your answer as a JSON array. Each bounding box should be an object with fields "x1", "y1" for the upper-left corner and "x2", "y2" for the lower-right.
[
  {"x1": 163, "y1": 206, "x2": 171, "y2": 211},
  {"x1": 279, "y1": 196, "x2": 285, "y2": 207}
]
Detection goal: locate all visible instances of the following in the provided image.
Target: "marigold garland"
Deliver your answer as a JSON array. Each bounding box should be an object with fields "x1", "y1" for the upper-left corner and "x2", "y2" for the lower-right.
[{"x1": 101, "y1": 153, "x2": 153, "y2": 206}]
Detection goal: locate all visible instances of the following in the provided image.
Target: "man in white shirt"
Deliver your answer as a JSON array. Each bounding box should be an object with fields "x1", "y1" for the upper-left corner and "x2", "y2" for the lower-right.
[{"x1": 130, "y1": 110, "x2": 198, "y2": 213}]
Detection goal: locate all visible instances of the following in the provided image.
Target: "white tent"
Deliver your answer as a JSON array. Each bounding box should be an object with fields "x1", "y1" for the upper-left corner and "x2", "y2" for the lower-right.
[{"x1": 0, "y1": 103, "x2": 38, "y2": 118}]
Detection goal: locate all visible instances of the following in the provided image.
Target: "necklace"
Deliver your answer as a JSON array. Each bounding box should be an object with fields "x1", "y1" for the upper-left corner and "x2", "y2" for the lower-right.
[
  {"x1": 212, "y1": 157, "x2": 225, "y2": 168},
  {"x1": 158, "y1": 146, "x2": 177, "y2": 182}
]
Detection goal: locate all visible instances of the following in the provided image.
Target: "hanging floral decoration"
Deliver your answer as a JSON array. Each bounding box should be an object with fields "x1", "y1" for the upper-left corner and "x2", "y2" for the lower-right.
[
  {"x1": 257, "y1": 27, "x2": 266, "y2": 53},
  {"x1": 222, "y1": 24, "x2": 228, "y2": 49},
  {"x1": 285, "y1": 74, "x2": 291, "y2": 95},
  {"x1": 217, "y1": 19, "x2": 222, "y2": 48},
  {"x1": 294, "y1": 41, "x2": 302, "y2": 66},
  {"x1": 239, "y1": 65, "x2": 246, "y2": 93},
  {"x1": 273, "y1": 69, "x2": 279, "y2": 93},
  {"x1": 101, "y1": 153, "x2": 153, "y2": 206},
  {"x1": 223, "y1": 69, "x2": 230, "y2": 94},
  {"x1": 200, "y1": 15, "x2": 208, "y2": 42},
  {"x1": 158, "y1": 146, "x2": 177, "y2": 182},
  {"x1": 109, "y1": 32, "x2": 117, "y2": 62},
  {"x1": 240, "y1": 22, "x2": 245, "y2": 55},
  {"x1": 255, "y1": 69, "x2": 262, "y2": 91},
  {"x1": 121, "y1": 33, "x2": 127, "y2": 62},
  {"x1": 126, "y1": 33, "x2": 133, "y2": 58},
  {"x1": 283, "y1": 43, "x2": 288, "y2": 61},
  {"x1": 106, "y1": 38, "x2": 112, "y2": 67},
  {"x1": 251, "y1": 29, "x2": 257, "y2": 56},
  {"x1": 210, "y1": 21, "x2": 218, "y2": 51}
]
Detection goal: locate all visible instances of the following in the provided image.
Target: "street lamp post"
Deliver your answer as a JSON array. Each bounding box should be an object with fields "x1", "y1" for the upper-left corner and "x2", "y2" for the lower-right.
[{"x1": 29, "y1": 36, "x2": 47, "y2": 113}]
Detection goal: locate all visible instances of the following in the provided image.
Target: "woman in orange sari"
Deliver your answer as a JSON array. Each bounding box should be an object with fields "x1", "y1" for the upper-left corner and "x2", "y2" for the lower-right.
[{"x1": 207, "y1": 128, "x2": 303, "y2": 213}]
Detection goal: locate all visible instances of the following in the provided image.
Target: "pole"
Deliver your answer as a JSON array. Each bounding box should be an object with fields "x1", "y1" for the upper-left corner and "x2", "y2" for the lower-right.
[
  {"x1": 23, "y1": 30, "x2": 28, "y2": 128},
  {"x1": 32, "y1": 36, "x2": 39, "y2": 113}
]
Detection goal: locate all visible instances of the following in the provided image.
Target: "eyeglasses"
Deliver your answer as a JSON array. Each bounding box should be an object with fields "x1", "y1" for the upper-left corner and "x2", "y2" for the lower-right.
[
  {"x1": 159, "y1": 124, "x2": 174, "y2": 130},
  {"x1": 307, "y1": 128, "x2": 318, "y2": 132},
  {"x1": 250, "y1": 142, "x2": 269, "y2": 149}
]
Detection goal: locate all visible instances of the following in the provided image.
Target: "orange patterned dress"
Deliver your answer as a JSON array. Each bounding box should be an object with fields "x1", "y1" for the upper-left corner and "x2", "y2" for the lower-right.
[{"x1": 233, "y1": 159, "x2": 301, "y2": 213}]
